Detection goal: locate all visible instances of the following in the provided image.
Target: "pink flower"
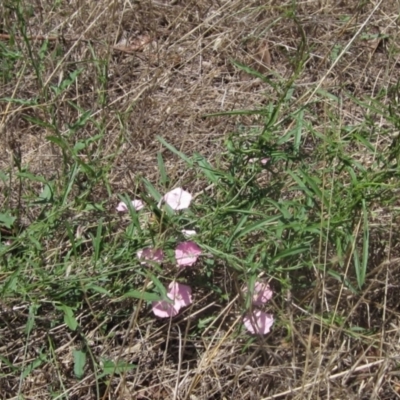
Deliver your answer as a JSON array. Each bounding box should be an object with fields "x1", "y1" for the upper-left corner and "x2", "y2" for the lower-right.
[
  {"x1": 151, "y1": 282, "x2": 192, "y2": 318},
  {"x1": 181, "y1": 229, "x2": 197, "y2": 238},
  {"x1": 152, "y1": 295, "x2": 180, "y2": 318},
  {"x1": 243, "y1": 310, "x2": 274, "y2": 335},
  {"x1": 243, "y1": 281, "x2": 273, "y2": 306},
  {"x1": 168, "y1": 281, "x2": 192, "y2": 308},
  {"x1": 175, "y1": 241, "x2": 201, "y2": 267},
  {"x1": 116, "y1": 199, "x2": 144, "y2": 212},
  {"x1": 162, "y1": 188, "x2": 192, "y2": 210},
  {"x1": 137, "y1": 248, "x2": 164, "y2": 265}
]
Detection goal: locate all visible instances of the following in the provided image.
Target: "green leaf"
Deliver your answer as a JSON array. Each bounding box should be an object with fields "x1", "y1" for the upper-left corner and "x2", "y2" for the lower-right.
[
  {"x1": 0, "y1": 97, "x2": 38, "y2": 105},
  {"x1": 23, "y1": 115, "x2": 55, "y2": 129},
  {"x1": 226, "y1": 214, "x2": 248, "y2": 250},
  {"x1": 84, "y1": 203, "x2": 105, "y2": 212},
  {"x1": 0, "y1": 170, "x2": 8, "y2": 182},
  {"x1": 58, "y1": 68, "x2": 84, "y2": 93},
  {"x1": 148, "y1": 273, "x2": 169, "y2": 298},
  {"x1": 67, "y1": 109, "x2": 92, "y2": 132},
  {"x1": 17, "y1": 171, "x2": 48, "y2": 183},
  {"x1": 27, "y1": 232, "x2": 42, "y2": 250},
  {"x1": 293, "y1": 109, "x2": 304, "y2": 153},
  {"x1": 85, "y1": 284, "x2": 110, "y2": 296},
  {"x1": 0, "y1": 212, "x2": 16, "y2": 229},
  {"x1": 73, "y1": 141, "x2": 86, "y2": 151},
  {"x1": 141, "y1": 178, "x2": 162, "y2": 203},
  {"x1": 230, "y1": 59, "x2": 282, "y2": 92},
  {"x1": 0, "y1": 355, "x2": 17, "y2": 371},
  {"x1": 197, "y1": 316, "x2": 215, "y2": 329},
  {"x1": 46, "y1": 135, "x2": 69, "y2": 150},
  {"x1": 157, "y1": 136, "x2": 193, "y2": 165},
  {"x1": 73, "y1": 134, "x2": 103, "y2": 152},
  {"x1": 21, "y1": 357, "x2": 44, "y2": 379},
  {"x1": 271, "y1": 246, "x2": 309, "y2": 263},
  {"x1": 38, "y1": 182, "x2": 54, "y2": 203},
  {"x1": 266, "y1": 199, "x2": 292, "y2": 219},
  {"x1": 118, "y1": 194, "x2": 142, "y2": 233},
  {"x1": 73, "y1": 349, "x2": 86, "y2": 379},
  {"x1": 122, "y1": 289, "x2": 162, "y2": 302},
  {"x1": 316, "y1": 88, "x2": 339, "y2": 102},
  {"x1": 100, "y1": 359, "x2": 136, "y2": 377},
  {"x1": 58, "y1": 305, "x2": 78, "y2": 331},
  {"x1": 61, "y1": 163, "x2": 79, "y2": 206},
  {"x1": 194, "y1": 153, "x2": 221, "y2": 184},
  {"x1": 233, "y1": 215, "x2": 281, "y2": 242},
  {"x1": 157, "y1": 152, "x2": 169, "y2": 187},
  {"x1": 91, "y1": 219, "x2": 103, "y2": 263},
  {"x1": 25, "y1": 304, "x2": 39, "y2": 335}
]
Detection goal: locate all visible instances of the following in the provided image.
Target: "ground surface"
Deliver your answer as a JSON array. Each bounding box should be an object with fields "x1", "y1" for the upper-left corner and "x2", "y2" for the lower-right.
[{"x1": 1, "y1": 0, "x2": 400, "y2": 399}]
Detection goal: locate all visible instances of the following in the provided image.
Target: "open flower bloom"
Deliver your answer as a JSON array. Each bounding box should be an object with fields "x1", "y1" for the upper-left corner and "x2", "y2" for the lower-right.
[
  {"x1": 152, "y1": 282, "x2": 192, "y2": 318},
  {"x1": 152, "y1": 294, "x2": 180, "y2": 318},
  {"x1": 243, "y1": 310, "x2": 274, "y2": 335},
  {"x1": 243, "y1": 281, "x2": 273, "y2": 306},
  {"x1": 175, "y1": 241, "x2": 201, "y2": 267},
  {"x1": 168, "y1": 281, "x2": 192, "y2": 309},
  {"x1": 137, "y1": 248, "x2": 164, "y2": 265},
  {"x1": 162, "y1": 188, "x2": 192, "y2": 210},
  {"x1": 116, "y1": 199, "x2": 144, "y2": 212}
]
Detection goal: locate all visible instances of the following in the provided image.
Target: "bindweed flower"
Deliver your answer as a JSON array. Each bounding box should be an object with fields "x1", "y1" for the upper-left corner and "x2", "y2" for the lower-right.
[
  {"x1": 175, "y1": 241, "x2": 201, "y2": 267},
  {"x1": 243, "y1": 310, "x2": 274, "y2": 335},
  {"x1": 152, "y1": 281, "x2": 192, "y2": 318},
  {"x1": 168, "y1": 281, "x2": 192, "y2": 309},
  {"x1": 116, "y1": 199, "x2": 144, "y2": 212},
  {"x1": 181, "y1": 229, "x2": 197, "y2": 238},
  {"x1": 243, "y1": 281, "x2": 273, "y2": 306},
  {"x1": 152, "y1": 295, "x2": 180, "y2": 318},
  {"x1": 162, "y1": 188, "x2": 192, "y2": 210},
  {"x1": 137, "y1": 248, "x2": 164, "y2": 265}
]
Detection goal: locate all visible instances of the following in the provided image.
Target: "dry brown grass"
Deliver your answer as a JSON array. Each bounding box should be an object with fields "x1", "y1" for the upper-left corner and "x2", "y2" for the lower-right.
[{"x1": 1, "y1": 0, "x2": 400, "y2": 399}]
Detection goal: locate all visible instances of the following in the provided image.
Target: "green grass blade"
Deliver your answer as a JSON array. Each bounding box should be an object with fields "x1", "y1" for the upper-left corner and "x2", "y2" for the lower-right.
[
  {"x1": 157, "y1": 151, "x2": 169, "y2": 187},
  {"x1": 157, "y1": 136, "x2": 193, "y2": 165}
]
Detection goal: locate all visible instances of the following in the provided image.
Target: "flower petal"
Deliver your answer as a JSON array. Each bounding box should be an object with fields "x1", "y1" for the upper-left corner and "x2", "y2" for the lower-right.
[
  {"x1": 137, "y1": 248, "x2": 164, "y2": 265},
  {"x1": 131, "y1": 199, "x2": 145, "y2": 210},
  {"x1": 243, "y1": 281, "x2": 273, "y2": 306},
  {"x1": 243, "y1": 310, "x2": 274, "y2": 335},
  {"x1": 175, "y1": 241, "x2": 201, "y2": 267},
  {"x1": 152, "y1": 297, "x2": 180, "y2": 318},
  {"x1": 116, "y1": 199, "x2": 144, "y2": 212},
  {"x1": 168, "y1": 282, "x2": 192, "y2": 308},
  {"x1": 162, "y1": 188, "x2": 192, "y2": 210},
  {"x1": 182, "y1": 229, "x2": 197, "y2": 238},
  {"x1": 116, "y1": 202, "x2": 128, "y2": 212}
]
